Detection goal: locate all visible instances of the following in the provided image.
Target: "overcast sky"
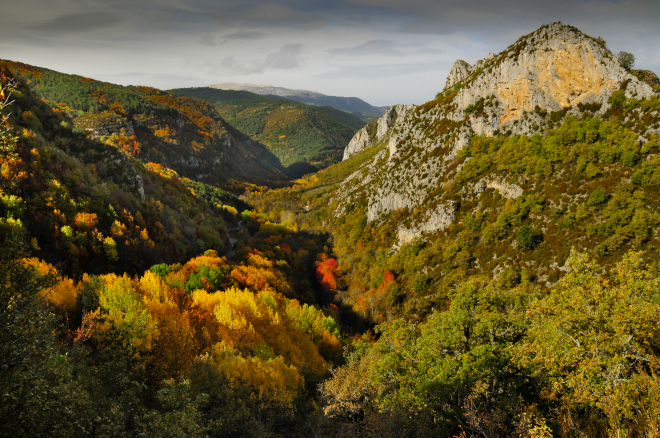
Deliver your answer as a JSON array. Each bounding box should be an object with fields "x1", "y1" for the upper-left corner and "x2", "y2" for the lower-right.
[{"x1": 1, "y1": 0, "x2": 659, "y2": 106}]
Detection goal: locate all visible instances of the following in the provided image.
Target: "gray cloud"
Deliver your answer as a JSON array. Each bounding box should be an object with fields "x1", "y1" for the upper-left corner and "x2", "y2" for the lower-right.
[
  {"x1": 265, "y1": 43, "x2": 303, "y2": 69},
  {"x1": 317, "y1": 60, "x2": 446, "y2": 79},
  {"x1": 223, "y1": 31, "x2": 265, "y2": 40},
  {"x1": 199, "y1": 34, "x2": 216, "y2": 46},
  {"x1": 1, "y1": 0, "x2": 659, "y2": 106},
  {"x1": 328, "y1": 39, "x2": 441, "y2": 57},
  {"x1": 29, "y1": 12, "x2": 125, "y2": 34},
  {"x1": 221, "y1": 43, "x2": 304, "y2": 74}
]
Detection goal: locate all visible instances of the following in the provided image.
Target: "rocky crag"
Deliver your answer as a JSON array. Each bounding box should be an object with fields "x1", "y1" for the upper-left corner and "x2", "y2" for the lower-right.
[
  {"x1": 336, "y1": 23, "x2": 660, "y2": 244},
  {"x1": 343, "y1": 104, "x2": 416, "y2": 160}
]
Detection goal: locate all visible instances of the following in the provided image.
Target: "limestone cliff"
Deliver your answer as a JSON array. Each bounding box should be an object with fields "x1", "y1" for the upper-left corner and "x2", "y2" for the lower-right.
[
  {"x1": 335, "y1": 23, "x2": 660, "y2": 244},
  {"x1": 451, "y1": 23, "x2": 654, "y2": 133},
  {"x1": 445, "y1": 60, "x2": 472, "y2": 90},
  {"x1": 343, "y1": 104, "x2": 416, "y2": 160}
]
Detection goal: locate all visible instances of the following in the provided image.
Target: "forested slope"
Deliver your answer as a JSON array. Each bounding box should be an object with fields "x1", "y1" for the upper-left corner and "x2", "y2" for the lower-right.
[
  {"x1": 242, "y1": 23, "x2": 660, "y2": 437},
  {"x1": 0, "y1": 60, "x2": 288, "y2": 185},
  {"x1": 0, "y1": 69, "x2": 356, "y2": 436},
  {"x1": 170, "y1": 87, "x2": 364, "y2": 173}
]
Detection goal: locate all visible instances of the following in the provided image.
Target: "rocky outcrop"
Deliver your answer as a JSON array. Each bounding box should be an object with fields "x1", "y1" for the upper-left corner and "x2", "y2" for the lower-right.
[
  {"x1": 453, "y1": 23, "x2": 654, "y2": 127},
  {"x1": 332, "y1": 23, "x2": 659, "y2": 246},
  {"x1": 445, "y1": 60, "x2": 472, "y2": 89},
  {"x1": 397, "y1": 202, "x2": 457, "y2": 244},
  {"x1": 342, "y1": 104, "x2": 416, "y2": 160},
  {"x1": 342, "y1": 128, "x2": 372, "y2": 161},
  {"x1": 472, "y1": 177, "x2": 523, "y2": 199}
]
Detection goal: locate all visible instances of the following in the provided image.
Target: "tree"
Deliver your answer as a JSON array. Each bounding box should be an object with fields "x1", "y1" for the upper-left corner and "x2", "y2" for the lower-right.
[
  {"x1": 618, "y1": 51, "x2": 635, "y2": 70},
  {"x1": 322, "y1": 277, "x2": 538, "y2": 435},
  {"x1": 515, "y1": 225, "x2": 542, "y2": 250},
  {"x1": 517, "y1": 251, "x2": 660, "y2": 436},
  {"x1": 0, "y1": 242, "x2": 97, "y2": 438}
]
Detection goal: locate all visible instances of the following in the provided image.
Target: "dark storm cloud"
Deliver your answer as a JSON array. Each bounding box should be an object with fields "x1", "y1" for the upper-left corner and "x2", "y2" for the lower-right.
[{"x1": 29, "y1": 12, "x2": 125, "y2": 34}]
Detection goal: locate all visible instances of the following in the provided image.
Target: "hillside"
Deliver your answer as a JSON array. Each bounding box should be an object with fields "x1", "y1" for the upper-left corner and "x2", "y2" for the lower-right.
[
  {"x1": 209, "y1": 82, "x2": 388, "y2": 121},
  {"x1": 254, "y1": 21, "x2": 660, "y2": 317},
  {"x1": 0, "y1": 63, "x2": 259, "y2": 279},
  {"x1": 244, "y1": 23, "x2": 660, "y2": 436},
  {"x1": 169, "y1": 87, "x2": 364, "y2": 173},
  {"x1": 0, "y1": 60, "x2": 288, "y2": 185},
  {"x1": 0, "y1": 64, "x2": 352, "y2": 437},
  {"x1": 5, "y1": 21, "x2": 660, "y2": 438}
]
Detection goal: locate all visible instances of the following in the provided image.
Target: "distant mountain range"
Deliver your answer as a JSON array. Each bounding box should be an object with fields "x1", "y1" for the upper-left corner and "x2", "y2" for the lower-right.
[{"x1": 209, "y1": 83, "x2": 389, "y2": 121}]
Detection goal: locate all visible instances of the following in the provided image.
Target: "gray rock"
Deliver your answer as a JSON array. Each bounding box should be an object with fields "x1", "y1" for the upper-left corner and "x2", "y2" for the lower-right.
[
  {"x1": 445, "y1": 60, "x2": 472, "y2": 90},
  {"x1": 342, "y1": 103, "x2": 417, "y2": 160}
]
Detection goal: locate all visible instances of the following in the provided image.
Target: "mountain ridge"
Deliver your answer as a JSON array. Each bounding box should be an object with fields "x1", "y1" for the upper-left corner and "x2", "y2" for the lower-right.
[
  {"x1": 0, "y1": 60, "x2": 289, "y2": 186},
  {"x1": 209, "y1": 82, "x2": 389, "y2": 121},
  {"x1": 337, "y1": 22, "x2": 659, "y2": 243},
  {"x1": 248, "y1": 21, "x2": 660, "y2": 319}
]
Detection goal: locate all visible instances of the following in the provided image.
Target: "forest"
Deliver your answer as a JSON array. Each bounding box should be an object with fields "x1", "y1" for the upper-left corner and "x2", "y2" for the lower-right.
[{"x1": 3, "y1": 31, "x2": 660, "y2": 438}]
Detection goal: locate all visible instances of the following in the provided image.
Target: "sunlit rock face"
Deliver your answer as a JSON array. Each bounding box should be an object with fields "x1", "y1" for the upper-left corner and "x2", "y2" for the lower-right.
[
  {"x1": 343, "y1": 104, "x2": 416, "y2": 160},
  {"x1": 453, "y1": 23, "x2": 654, "y2": 125},
  {"x1": 445, "y1": 60, "x2": 472, "y2": 90}
]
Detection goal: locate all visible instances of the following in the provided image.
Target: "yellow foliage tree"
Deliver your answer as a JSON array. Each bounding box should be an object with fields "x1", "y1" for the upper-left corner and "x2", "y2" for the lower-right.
[
  {"x1": 25, "y1": 258, "x2": 77, "y2": 312},
  {"x1": 91, "y1": 273, "x2": 159, "y2": 364}
]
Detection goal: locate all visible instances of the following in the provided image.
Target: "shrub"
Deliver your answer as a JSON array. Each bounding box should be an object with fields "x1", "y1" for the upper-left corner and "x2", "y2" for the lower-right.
[
  {"x1": 609, "y1": 90, "x2": 626, "y2": 109},
  {"x1": 516, "y1": 225, "x2": 542, "y2": 250},
  {"x1": 586, "y1": 187, "x2": 608, "y2": 206}
]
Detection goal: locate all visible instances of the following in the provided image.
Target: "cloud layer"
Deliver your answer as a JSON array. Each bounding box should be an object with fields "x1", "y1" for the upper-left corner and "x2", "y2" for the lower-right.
[{"x1": 1, "y1": 0, "x2": 659, "y2": 106}]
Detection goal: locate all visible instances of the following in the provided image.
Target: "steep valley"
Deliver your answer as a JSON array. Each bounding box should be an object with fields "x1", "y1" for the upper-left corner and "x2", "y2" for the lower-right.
[
  {"x1": 3, "y1": 22, "x2": 660, "y2": 438},
  {"x1": 170, "y1": 87, "x2": 365, "y2": 175}
]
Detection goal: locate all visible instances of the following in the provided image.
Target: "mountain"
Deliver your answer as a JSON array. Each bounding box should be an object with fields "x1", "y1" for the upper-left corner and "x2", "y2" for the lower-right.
[
  {"x1": 209, "y1": 82, "x2": 389, "y2": 121},
  {"x1": 310, "y1": 22, "x2": 660, "y2": 289},
  {"x1": 0, "y1": 61, "x2": 288, "y2": 186},
  {"x1": 169, "y1": 87, "x2": 365, "y2": 174},
  {"x1": 0, "y1": 60, "x2": 348, "y2": 437},
  {"x1": 245, "y1": 24, "x2": 660, "y2": 433}
]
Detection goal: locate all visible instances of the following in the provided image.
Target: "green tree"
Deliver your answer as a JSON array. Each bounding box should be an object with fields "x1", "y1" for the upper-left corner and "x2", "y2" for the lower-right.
[
  {"x1": 322, "y1": 277, "x2": 539, "y2": 435},
  {"x1": 136, "y1": 380, "x2": 208, "y2": 438},
  {"x1": 0, "y1": 242, "x2": 94, "y2": 438},
  {"x1": 617, "y1": 51, "x2": 636, "y2": 70},
  {"x1": 516, "y1": 225, "x2": 542, "y2": 250},
  {"x1": 517, "y1": 251, "x2": 660, "y2": 436}
]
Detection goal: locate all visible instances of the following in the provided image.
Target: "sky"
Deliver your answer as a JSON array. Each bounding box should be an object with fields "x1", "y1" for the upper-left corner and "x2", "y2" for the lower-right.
[{"x1": 1, "y1": 0, "x2": 659, "y2": 107}]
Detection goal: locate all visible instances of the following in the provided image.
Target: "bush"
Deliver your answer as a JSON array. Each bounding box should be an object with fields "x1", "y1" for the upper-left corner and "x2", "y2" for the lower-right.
[
  {"x1": 516, "y1": 225, "x2": 542, "y2": 250},
  {"x1": 609, "y1": 90, "x2": 626, "y2": 109},
  {"x1": 586, "y1": 187, "x2": 608, "y2": 206}
]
